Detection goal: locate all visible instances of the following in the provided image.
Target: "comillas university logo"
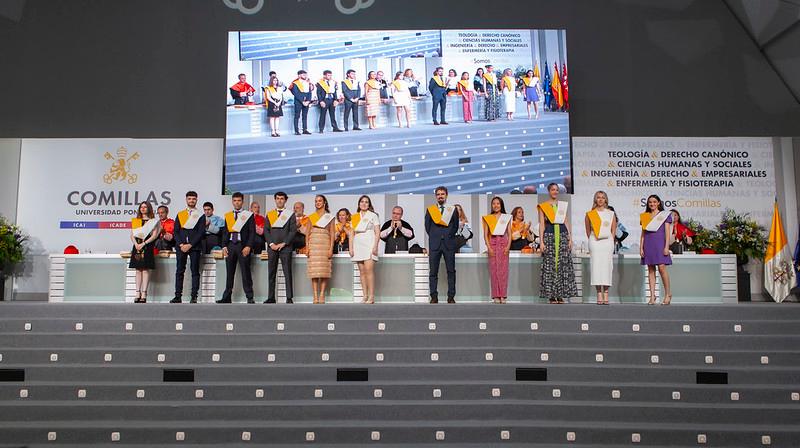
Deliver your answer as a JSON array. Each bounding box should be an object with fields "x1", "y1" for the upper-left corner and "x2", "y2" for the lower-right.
[
  {"x1": 222, "y1": 0, "x2": 375, "y2": 15},
  {"x1": 103, "y1": 147, "x2": 139, "y2": 185}
]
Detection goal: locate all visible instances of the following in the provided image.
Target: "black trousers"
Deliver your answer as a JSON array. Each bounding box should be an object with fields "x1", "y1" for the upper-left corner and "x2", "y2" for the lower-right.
[
  {"x1": 202, "y1": 233, "x2": 221, "y2": 254},
  {"x1": 293, "y1": 103, "x2": 309, "y2": 132},
  {"x1": 343, "y1": 99, "x2": 359, "y2": 129},
  {"x1": 318, "y1": 101, "x2": 339, "y2": 131},
  {"x1": 428, "y1": 245, "x2": 456, "y2": 298},
  {"x1": 267, "y1": 246, "x2": 293, "y2": 301},
  {"x1": 222, "y1": 242, "x2": 253, "y2": 301},
  {"x1": 431, "y1": 96, "x2": 446, "y2": 122},
  {"x1": 175, "y1": 249, "x2": 202, "y2": 299}
]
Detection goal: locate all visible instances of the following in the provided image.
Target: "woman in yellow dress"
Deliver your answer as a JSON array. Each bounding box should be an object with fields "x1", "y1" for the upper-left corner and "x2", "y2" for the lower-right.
[{"x1": 305, "y1": 195, "x2": 335, "y2": 304}]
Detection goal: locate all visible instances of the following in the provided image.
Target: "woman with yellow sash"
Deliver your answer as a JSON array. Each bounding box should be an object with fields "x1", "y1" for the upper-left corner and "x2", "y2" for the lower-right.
[
  {"x1": 584, "y1": 191, "x2": 617, "y2": 305},
  {"x1": 640, "y1": 194, "x2": 673, "y2": 305},
  {"x1": 509, "y1": 206, "x2": 536, "y2": 253},
  {"x1": 500, "y1": 68, "x2": 517, "y2": 120},
  {"x1": 537, "y1": 183, "x2": 577, "y2": 303},
  {"x1": 129, "y1": 201, "x2": 160, "y2": 303},
  {"x1": 333, "y1": 208, "x2": 351, "y2": 254},
  {"x1": 482, "y1": 197, "x2": 512, "y2": 303},
  {"x1": 483, "y1": 65, "x2": 500, "y2": 121},
  {"x1": 457, "y1": 71, "x2": 475, "y2": 123},
  {"x1": 364, "y1": 71, "x2": 381, "y2": 130},
  {"x1": 390, "y1": 71, "x2": 411, "y2": 128},
  {"x1": 521, "y1": 69, "x2": 541, "y2": 120},
  {"x1": 348, "y1": 195, "x2": 380, "y2": 303},
  {"x1": 264, "y1": 75, "x2": 284, "y2": 137},
  {"x1": 305, "y1": 195, "x2": 335, "y2": 304}
]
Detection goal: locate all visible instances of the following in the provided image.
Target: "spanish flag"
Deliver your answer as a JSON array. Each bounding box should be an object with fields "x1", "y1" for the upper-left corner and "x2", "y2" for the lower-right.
[
  {"x1": 764, "y1": 201, "x2": 796, "y2": 302},
  {"x1": 551, "y1": 62, "x2": 564, "y2": 110}
]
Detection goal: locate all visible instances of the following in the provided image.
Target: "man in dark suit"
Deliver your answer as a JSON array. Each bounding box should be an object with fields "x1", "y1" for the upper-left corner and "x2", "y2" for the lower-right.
[
  {"x1": 425, "y1": 186, "x2": 459, "y2": 303},
  {"x1": 316, "y1": 69, "x2": 343, "y2": 133},
  {"x1": 217, "y1": 192, "x2": 257, "y2": 304},
  {"x1": 264, "y1": 191, "x2": 298, "y2": 304},
  {"x1": 428, "y1": 66, "x2": 448, "y2": 125},
  {"x1": 341, "y1": 69, "x2": 362, "y2": 131},
  {"x1": 289, "y1": 70, "x2": 313, "y2": 135},
  {"x1": 171, "y1": 191, "x2": 207, "y2": 303}
]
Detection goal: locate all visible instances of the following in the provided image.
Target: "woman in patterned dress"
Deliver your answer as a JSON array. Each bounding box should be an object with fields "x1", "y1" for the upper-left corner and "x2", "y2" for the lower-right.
[
  {"x1": 306, "y1": 195, "x2": 335, "y2": 304},
  {"x1": 538, "y1": 183, "x2": 577, "y2": 303}
]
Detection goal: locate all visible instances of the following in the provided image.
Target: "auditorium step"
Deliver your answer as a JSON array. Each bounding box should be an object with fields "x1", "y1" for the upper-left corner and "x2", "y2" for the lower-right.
[{"x1": 0, "y1": 303, "x2": 798, "y2": 446}]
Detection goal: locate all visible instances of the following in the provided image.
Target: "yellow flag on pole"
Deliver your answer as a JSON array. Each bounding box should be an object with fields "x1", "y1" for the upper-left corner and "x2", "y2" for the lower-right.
[{"x1": 764, "y1": 201, "x2": 795, "y2": 302}]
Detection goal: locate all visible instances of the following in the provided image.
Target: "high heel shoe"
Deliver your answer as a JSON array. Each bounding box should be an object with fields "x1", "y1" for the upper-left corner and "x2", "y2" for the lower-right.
[
  {"x1": 661, "y1": 295, "x2": 672, "y2": 306},
  {"x1": 134, "y1": 292, "x2": 142, "y2": 303},
  {"x1": 140, "y1": 293, "x2": 147, "y2": 304}
]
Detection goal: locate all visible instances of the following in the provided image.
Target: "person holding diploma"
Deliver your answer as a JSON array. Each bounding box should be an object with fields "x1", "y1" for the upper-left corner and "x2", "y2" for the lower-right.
[
  {"x1": 264, "y1": 75, "x2": 284, "y2": 137},
  {"x1": 483, "y1": 65, "x2": 500, "y2": 121},
  {"x1": 538, "y1": 183, "x2": 577, "y2": 304},
  {"x1": 482, "y1": 197, "x2": 512, "y2": 304},
  {"x1": 341, "y1": 69, "x2": 362, "y2": 131},
  {"x1": 129, "y1": 201, "x2": 160, "y2": 303},
  {"x1": 501, "y1": 68, "x2": 516, "y2": 120},
  {"x1": 289, "y1": 70, "x2": 312, "y2": 135},
  {"x1": 522, "y1": 69, "x2": 540, "y2": 119},
  {"x1": 584, "y1": 191, "x2": 617, "y2": 305},
  {"x1": 265, "y1": 191, "x2": 297, "y2": 304},
  {"x1": 380, "y1": 206, "x2": 415, "y2": 254},
  {"x1": 171, "y1": 191, "x2": 206, "y2": 304},
  {"x1": 348, "y1": 195, "x2": 380, "y2": 304},
  {"x1": 428, "y1": 67, "x2": 448, "y2": 125},
  {"x1": 217, "y1": 192, "x2": 256, "y2": 304},
  {"x1": 457, "y1": 71, "x2": 475, "y2": 123},
  {"x1": 640, "y1": 194, "x2": 673, "y2": 305},
  {"x1": 305, "y1": 195, "x2": 336, "y2": 304},
  {"x1": 425, "y1": 186, "x2": 459, "y2": 303},
  {"x1": 390, "y1": 71, "x2": 412, "y2": 128},
  {"x1": 333, "y1": 208, "x2": 351, "y2": 254},
  {"x1": 316, "y1": 70, "x2": 343, "y2": 133}
]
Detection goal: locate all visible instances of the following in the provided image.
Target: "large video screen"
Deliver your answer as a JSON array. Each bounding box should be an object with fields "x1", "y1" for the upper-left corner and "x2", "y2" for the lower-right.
[{"x1": 224, "y1": 29, "x2": 571, "y2": 195}]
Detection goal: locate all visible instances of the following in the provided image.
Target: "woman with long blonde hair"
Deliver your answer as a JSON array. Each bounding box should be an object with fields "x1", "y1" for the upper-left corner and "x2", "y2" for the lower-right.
[{"x1": 584, "y1": 191, "x2": 617, "y2": 304}]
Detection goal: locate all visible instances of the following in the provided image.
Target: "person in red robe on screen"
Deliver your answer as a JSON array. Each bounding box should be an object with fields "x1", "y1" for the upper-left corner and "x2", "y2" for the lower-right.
[{"x1": 230, "y1": 73, "x2": 256, "y2": 105}]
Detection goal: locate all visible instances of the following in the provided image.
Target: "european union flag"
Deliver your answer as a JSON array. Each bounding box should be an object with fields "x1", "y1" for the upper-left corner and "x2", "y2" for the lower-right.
[{"x1": 543, "y1": 61, "x2": 552, "y2": 111}]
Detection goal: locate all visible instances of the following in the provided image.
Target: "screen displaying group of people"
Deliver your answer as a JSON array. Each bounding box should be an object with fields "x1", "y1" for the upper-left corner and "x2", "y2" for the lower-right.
[
  {"x1": 127, "y1": 185, "x2": 683, "y2": 305},
  {"x1": 228, "y1": 64, "x2": 545, "y2": 137}
]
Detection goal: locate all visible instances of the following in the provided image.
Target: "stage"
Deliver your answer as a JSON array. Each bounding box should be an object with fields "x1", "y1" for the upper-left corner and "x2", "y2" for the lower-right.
[{"x1": 0, "y1": 302, "x2": 798, "y2": 446}]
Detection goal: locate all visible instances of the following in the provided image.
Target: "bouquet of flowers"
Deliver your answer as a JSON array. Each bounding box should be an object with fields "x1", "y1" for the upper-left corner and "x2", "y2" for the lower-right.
[
  {"x1": 712, "y1": 209, "x2": 768, "y2": 264},
  {"x1": 684, "y1": 218, "x2": 718, "y2": 253},
  {"x1": 0, "y1": 216, "x2": 27, "y2": 275}
]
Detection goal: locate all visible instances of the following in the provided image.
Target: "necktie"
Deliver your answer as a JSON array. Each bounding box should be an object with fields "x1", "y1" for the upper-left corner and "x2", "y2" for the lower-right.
[
  {"x1": 439, "y1": 205, "x2": 444, "y2": 214},
  {"x1": 232, "y1": 211, "x2": 239, "y2": 243}
]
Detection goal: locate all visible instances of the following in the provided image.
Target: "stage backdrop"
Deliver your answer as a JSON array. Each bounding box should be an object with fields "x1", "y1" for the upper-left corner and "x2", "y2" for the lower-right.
[{"x1": 571, "y1": 137, "x2": 777, "y2": 250}]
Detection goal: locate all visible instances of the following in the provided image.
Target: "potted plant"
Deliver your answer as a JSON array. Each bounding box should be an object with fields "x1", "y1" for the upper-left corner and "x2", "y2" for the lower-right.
[
  {"x1": 711, "y1": 209, "x2": 768, "y2": 301},
  {"x1": 0, "y1": 216, "x2": 28, "y2": 301}
]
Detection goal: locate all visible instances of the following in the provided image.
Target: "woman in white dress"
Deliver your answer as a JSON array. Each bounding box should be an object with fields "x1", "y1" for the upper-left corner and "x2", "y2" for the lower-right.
[
  {"x1": 348, "y1": 195, "x2": 380, "y2": 304},
  {"x1": 500, "y1": 68, "x2": 517, "y2": 120},
  {"x1": 584, "y1": 191, "x2": 617, "y2": 305},
  {"x1": 390, "y1": 71, "x2": 411, "y2": 128}
]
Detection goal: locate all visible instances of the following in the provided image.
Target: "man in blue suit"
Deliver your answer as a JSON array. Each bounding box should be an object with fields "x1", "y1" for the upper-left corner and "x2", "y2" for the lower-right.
[
  {"x1": 428, "y1": 66, "x2": 448, "y2": 125},
  {"x1": 171, "y1": 191, "x2": 207, "y2": 303},
  {"x1": 289, "y1": 70, "x2": 313, "y2": 135},
  {"x1": 425, "y1": 186, "x2": 458, "y2": 303}
]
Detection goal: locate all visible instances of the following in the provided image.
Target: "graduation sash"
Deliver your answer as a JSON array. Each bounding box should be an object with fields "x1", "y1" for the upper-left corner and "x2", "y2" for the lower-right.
[
  {"x1": 177, "y1": 208, "x2": 202, "y2": 230},
  {"x1": 483, "y1": 213, "x2": 512, "y2": 236},
  {"x1": 292, "y1": 79, "x2": 310, "y2": 93},
  {"x1": 318, "y1": 79, "x2": 333, "y2": 94},
  {"x1": 538, "y1": 201, "x2": 568, "y2": 224},
  {"x1": 522, "y1": 76, "x2": 538, "y2": 87},
  {"x1": 483, "y1": 72, "x2": 496, "y2": 85},
  {"x1": 366, "y1": 79, "x2": 380, "y2": 89},
  {"x1": 391, "y1": 80, "x2": 405, "y2": 90},
  {"x1": 265, "y1": 86, "x2": 281, "y2": 104},
  {"x1": 502, "y1": 76, "x2": 515, "y2": 92},
  {"x1": 428, "y1": 204, "x2": 455, "y2": 227},
  {"x1": 343, "y1": 79, "x2": 357, "y2": 90},
  {"x1": 309, "y1": 211, "x2": 334, "y2": 228},
  {"x1": 335, "y1": 222, "x2": 350, "y2": 243},
  {"x1": 457, "y1": 80, "x2": 473, "y2": 93},
  {"x1": 225, "y1": 210, "x2": 253, "y2": 233},
  {"x1": 432, "y1": 75, "x2": 445, "y2": 88},
  {"x1": 641, "y1": 210, "x2": 670, "y2": 232},
  {"x1": 587, "y1": 209, "x2": 612, "y2": 240},
  {"x1": 351, "y1": 211, "x2": 373, "y2": 233},
  {"x1": 267, "y1": 209, "x2": 291, "y2": 228},
  {"x1": 131, "y1": 217, "x2": 159, "y2": 240}
]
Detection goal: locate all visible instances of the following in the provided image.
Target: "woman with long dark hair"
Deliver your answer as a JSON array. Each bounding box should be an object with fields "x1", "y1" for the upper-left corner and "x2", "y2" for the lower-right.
[
  {"x1": 129, "y1": 201, "x2": 160, "y2": 303},
  {"x1": 482, "y1": 196, "x2": 511, "y2": 303},
  {"x1": 538, "y1": 183, "x2": 577, "y2": 303},
  {"x1": 640, "y1": 194, "x2": 673, "y2": 305},
  {"x1": 348, "y1": 195, "x2": 380, "y2": 303},
  {"x1": 305, "y1": 195, "x2": 335, "y2": 304}
]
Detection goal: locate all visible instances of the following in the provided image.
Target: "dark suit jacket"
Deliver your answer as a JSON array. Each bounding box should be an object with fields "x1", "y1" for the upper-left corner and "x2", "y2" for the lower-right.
[
  {"x1": 425, "y1": 207, "x2": 459, "y2": 251},
  {"x1": 428, "y1": 78, "x2": 447, "y2": 100},
  {"x1": 221, "y1": 211, "x2": 257, "y2": 249},
  {"x1": 264, "y1": 212, "x2": 298, "y2": 247},
  {"x1": 316, "y1": 81, "x2": 337, "y2": 104},
  {"x1": 289, "y1": 82, "x2": 312, "y2": 103},
  {"x1": 341, "y1": 80, "x2": 361, "y2": 101},
  {"x1": 174, "y1": 211, "x2": 206, "y2": 252}
]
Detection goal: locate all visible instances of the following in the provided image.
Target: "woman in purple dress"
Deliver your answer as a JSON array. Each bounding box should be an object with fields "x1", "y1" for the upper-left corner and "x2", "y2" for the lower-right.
[{"x1": 639, "y1": 194, "x2": 673, "y2": 305}]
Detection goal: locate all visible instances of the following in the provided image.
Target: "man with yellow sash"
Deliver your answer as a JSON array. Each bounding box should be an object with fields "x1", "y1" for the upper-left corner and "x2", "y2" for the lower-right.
[
  {"x1": 289, "y1": 70, "x2": 312, "y2": 135},
  {"x1": 170, "y1": 191, "x2": 207, "y2": 303},
  {"x1": 316, "y1": 70, "x2": 343, "y2": 134},
  {"x1": 264, "y1": 191, "x2": 298, "y2": 304},
  {"x1": 341, "y1": 69, "x2": 362, "y2": 131},
  {"x1": 428, "y1": 67, "x2": 449, "y2": 125},
  {"x1": 424, "y1": 186, "x2": 459, "y2": 303},
  {"x1": 217, "y1": 192, "x2": 257, "y2": 304}
]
